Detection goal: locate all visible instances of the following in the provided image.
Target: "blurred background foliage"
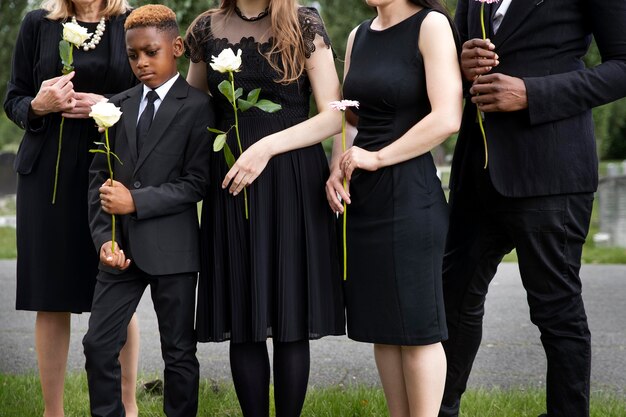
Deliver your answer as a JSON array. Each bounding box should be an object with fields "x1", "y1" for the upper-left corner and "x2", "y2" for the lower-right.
[{"x1": 1, "y1": 0, "x2": 624, "y2": 160}]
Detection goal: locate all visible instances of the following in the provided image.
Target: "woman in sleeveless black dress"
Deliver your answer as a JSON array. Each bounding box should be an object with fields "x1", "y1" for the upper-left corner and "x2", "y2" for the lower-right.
[
  {"x1": 325, "y1": 0, "x2": 462, "y2": 415},
  {"x1": 185, "y1": 1, "x2": 344, "y2": 415},
  {"x1": 4, "y1": 0, "x2": 139, "y2": 415}
]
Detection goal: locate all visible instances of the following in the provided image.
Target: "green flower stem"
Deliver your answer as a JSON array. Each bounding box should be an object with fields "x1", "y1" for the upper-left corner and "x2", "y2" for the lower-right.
[
  {"x1": 480, "y1": 3, "x2": 486, "y2": 39},
  {"x1": 105, "y1": 128, "x2": 116, "y2": 252},
  {"x1": 51, "y1": 116, "x2": 65, "y2": 204},
  {"x1": 477, "y1": 2, "x2": 489, "y2": 169},
  {"x1": 341, "y1": 112, "x2": 348, "y2": 281},
  {"x1": 229, "y1": 71, "x2": 249, "y2": 220}
]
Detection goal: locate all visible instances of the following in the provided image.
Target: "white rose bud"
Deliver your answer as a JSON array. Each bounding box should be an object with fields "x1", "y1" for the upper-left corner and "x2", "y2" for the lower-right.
[
  {"x1": 62, "y1": 22, "x2": 91, "y2": 47},
  {"x1": 210, "y1": 48, "x2": 243, "y2": 73},
  {"x1": 89, "y1": 101, "x2": 123, "y2": 128}
]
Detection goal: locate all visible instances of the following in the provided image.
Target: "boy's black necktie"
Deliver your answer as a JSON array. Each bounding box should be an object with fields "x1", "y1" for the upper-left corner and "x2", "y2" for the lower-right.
[{"x1": 136, "y1": 90, "x2": 159, "y2": 154}]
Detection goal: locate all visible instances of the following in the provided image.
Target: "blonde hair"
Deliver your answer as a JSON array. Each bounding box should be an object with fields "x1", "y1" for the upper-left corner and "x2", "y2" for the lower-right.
[
  {"x1": 125, "y1": 4, "x2": 178, "y2": 34},
  {"x1": 42, "y1": 0, "x2": 130, "y2": 20},
  {"x1": 188, "y1": 0, "x2": 307, "y2": 84}
]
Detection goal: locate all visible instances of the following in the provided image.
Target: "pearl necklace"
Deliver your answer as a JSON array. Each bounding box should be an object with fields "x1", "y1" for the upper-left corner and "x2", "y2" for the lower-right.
[{"x1": 71, "y1": 16, "x2": 106, "y2": 51}]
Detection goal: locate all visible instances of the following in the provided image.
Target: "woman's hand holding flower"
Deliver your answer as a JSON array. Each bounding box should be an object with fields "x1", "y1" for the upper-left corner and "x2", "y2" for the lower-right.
[
  {"x1": 31, "y1": 72, "x2": 76, "y2": 116},
  {"x1": 222, "y1": 141, "x2": 271, "y2": 196},
  {"x1": 340, "y1": 146, "x2": 381, "y2": 181},
  {"x1": 460, "y1": 38, "x2": 498, "y2": 81},
  {"x1": 325, "y1": 163, "x2": 350, "y2": 213},
  {"x1": 62, "y1": 93, "x2": 106, "y2": 119}
]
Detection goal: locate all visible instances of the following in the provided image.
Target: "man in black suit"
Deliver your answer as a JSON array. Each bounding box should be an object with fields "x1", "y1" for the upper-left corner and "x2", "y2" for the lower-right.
[
  {"x1": 82, "y1": 5, "x2": 212, "y2": 417},
  {"x1": 440, "y1": 1, "x2": 626, "y2": 417}
]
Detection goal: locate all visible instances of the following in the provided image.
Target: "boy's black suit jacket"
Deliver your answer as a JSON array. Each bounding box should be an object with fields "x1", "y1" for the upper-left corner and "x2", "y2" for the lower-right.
[
  {"x1": 89, "y1": 76, "x2": 213, "y2": 276},
  {"x1": 452, "y1": 0, "x2": 626, "y2": 197}
]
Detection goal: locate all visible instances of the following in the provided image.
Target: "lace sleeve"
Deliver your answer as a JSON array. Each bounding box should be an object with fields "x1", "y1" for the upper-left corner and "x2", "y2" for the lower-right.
[
  {"x1": 184, "y1": 14, "x2": 213, "y2": 63},
  {"x1": 298, "y1": 7, "x2": 332, "y2": 59}
]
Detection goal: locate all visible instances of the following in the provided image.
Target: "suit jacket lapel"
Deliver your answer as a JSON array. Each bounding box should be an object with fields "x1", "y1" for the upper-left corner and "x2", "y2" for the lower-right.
[
  {"x1": 134, "y1": 76, "x2": 188, "y2": 174},
  {"x1": 122, "y1": 84, "x2": 143, "y2": 165},
  {"x1": 491, "y1": 0, "x2": 546, "y2": 47}
]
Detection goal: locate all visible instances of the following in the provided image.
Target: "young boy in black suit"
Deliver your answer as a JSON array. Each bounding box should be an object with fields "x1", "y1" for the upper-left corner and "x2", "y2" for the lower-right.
[{"x1": 83, "y1": 5, "x2": 213, "y2": 417}]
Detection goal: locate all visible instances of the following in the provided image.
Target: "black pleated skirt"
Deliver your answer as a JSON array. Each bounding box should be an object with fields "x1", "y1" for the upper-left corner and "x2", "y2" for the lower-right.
[{"x1": 196, "y1": 115, "x2": 345, "y2": 343}]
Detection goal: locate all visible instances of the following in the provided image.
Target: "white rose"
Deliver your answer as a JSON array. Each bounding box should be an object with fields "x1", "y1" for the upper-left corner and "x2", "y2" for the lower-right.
[
  {"x1": 89, "y1": 101, "x2": 123, "y2": 128},
  {"x1": 210, "y1": 48, "x2": 243, "y2": 73},
  {"x1": 62, "y1": 22, "x2": 91, "y2": 47}
]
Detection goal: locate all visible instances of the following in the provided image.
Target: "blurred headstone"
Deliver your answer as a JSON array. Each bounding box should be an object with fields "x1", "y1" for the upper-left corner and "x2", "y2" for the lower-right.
[{"x1": 597, "y1": 161, "x2": 626, "y2": 247}]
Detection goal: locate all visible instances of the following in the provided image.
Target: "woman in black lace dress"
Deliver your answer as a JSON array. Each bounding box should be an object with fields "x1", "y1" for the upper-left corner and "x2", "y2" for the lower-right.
[{"x1": 185, "y1": 1, "x2": 344, "y2": 415}]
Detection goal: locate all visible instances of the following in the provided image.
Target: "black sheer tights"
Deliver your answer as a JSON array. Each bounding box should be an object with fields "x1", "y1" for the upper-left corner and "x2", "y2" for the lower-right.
[{"x1": 229, "y1": 340, "x2": 310, "y2": 417}]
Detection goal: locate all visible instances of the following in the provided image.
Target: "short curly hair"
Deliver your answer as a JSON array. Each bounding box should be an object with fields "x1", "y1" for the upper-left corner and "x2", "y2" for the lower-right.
[{"x1": 124, "y1": 4, "x2": 179, "y2": 38}]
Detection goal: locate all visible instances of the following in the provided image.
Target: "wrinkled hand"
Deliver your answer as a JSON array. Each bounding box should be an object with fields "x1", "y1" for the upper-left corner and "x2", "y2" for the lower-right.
[
  {"x1": 460, "y1": 38, "x2": 499, "y2": 81},
  {"x1": 100, "y1": 241, "x2": 131, "y2": 270},
  {"x1": 325, "y1": 164, "x2": 350, "y2": 213},
  {"x1": 100, "y1": 179, "x2": 136, "y2": 215},
  {"x1": 62, "y1": 92, "x2": 106, "y2": 119},
  {"x1": 222, "y1": 142, "x2": 271, "y2": 195},
  {"x1": 30, "y1": 72, "x2": 76, "y2": 116},
  {"x1": 470, "y1": 73, "x2": 528, "y2": 112}
]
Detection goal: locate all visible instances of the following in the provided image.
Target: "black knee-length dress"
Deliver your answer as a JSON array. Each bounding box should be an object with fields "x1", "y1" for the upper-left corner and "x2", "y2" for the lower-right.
[
  {"x1": 342, "y1": 9, "x2": 449, "y2": 345},
  {"x1": 186, "y1": 7, "x2": 345, "y2": 343},
  {"x1": 4, "y1": 11, "x2": 136, "y2": 312}
]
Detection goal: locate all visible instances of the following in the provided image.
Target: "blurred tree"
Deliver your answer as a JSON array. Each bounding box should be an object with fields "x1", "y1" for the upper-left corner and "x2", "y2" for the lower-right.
[
  {"x1": 0, "y1": 0, "x2": 29, "y2": 151},
  {"x1": 584, "y1": 42, "x2": 626, "y2": 160}
]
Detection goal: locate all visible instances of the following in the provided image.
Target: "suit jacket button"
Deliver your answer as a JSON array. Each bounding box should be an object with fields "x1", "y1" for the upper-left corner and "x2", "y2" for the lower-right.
[{"x1": 133, "y1": 181, "x2": 141, "y2": 189}]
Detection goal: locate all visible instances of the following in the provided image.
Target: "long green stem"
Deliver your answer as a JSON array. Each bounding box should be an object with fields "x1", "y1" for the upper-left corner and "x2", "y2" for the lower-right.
[
  {"x1": 480, "y1": 3, "x2": 486, "y2": 39},
  {"x1": 52, "y1": 117, "x2": 65, "y2": 204},
  {"x1": 341, "y1": 113, "x2": 347, "y2": 281},
  {"x1": 477, "y1": 3, "x2": 489, "y2": 168},
  {"x1": 230, "y1": 71, "x2": 249, "y2": 219},
  {"x1": 105, "y1": 128, "x2": 116, "y2": 252}
]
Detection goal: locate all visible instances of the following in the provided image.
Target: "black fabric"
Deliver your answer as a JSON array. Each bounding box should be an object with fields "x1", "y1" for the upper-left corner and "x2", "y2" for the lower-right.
[
  {"x1": 229, "y1": 342, "x2": 270, "y2": 417},
  {"x1": 451, "y1": 0, "x2": 626, "y2": 197},
  {"x1": 83, "y1": 269, "x2": 199, "y2": 417},
  {"x1": 4, "y1": 10, "x2": 136, "y2": 312},
  {"x1": 89, "y1": 77, "x2": 213, "y2": 276},
  {"x1": 229, "y1": 340, "x2": 310, "y2": 417},
  {"x1": 441, "y1": 0, "x2": 626, "y2": 415},
  {"x1": 136, "y1": 90, "x2": 159, "y2": 154},
  {"x1": 273, "y1": 340, "x2": 310, "y2": 417},
  {"x1": 439, "y1": 127, "x2": 593, "y2": 417},
  {"x1": 185, "y1": 7, "x2": 345, "y2": 343},
  {"x1": 340, "y1": 9, "x2": 448, "y2": 345}
]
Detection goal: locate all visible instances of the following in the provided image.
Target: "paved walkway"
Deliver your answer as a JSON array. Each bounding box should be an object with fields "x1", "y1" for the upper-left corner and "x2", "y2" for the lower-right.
[{"x1": 1, "y1": 260, "x2": 624, "y2": 393}]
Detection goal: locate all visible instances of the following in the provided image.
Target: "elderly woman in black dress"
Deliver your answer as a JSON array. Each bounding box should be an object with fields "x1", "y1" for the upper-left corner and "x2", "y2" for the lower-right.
[{"x1": 4, "y1": 0, "x2": 139, "y2": 415}]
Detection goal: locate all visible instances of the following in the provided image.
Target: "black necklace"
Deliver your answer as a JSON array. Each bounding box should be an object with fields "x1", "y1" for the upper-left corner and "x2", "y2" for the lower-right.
[{"x1": 234, "y1": 6, "x2": 270, "y2": 21}]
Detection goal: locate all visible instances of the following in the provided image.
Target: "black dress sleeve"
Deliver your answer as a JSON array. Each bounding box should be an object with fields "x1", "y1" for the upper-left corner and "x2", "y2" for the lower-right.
[
  {"x1": 3, "y1": 10, "x2": 47, "y2": 133},
  {"x1": 298, "y1": 7, "x2": 332, "y2": 59},
  {"x1": 184, "y1": 14, "x2": 213, "y2": 63}
]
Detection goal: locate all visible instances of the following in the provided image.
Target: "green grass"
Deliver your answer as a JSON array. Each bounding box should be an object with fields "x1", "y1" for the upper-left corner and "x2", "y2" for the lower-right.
[
  {"x1": 1, "y1": 373, "x2": 624, "y2": 416},
  {"x1": 0, "y1": 227, "x2": 16, "y2": 259}
]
